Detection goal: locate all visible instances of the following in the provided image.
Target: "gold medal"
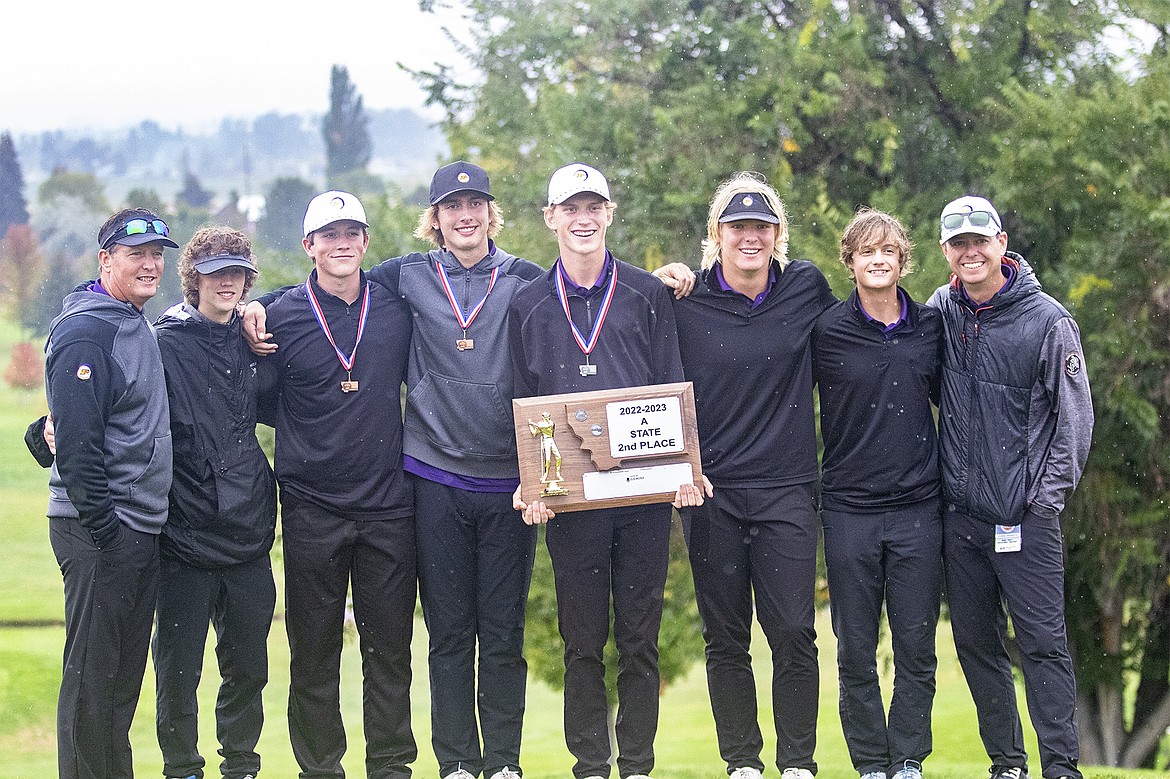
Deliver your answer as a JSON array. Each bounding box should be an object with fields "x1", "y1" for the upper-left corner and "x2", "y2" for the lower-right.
[
  {"x1": 456, "y1": 338, "x2": 475, "y2": 351},
  {"x1": 341, "y1": 380, "x2": 359, "y2": 392}
]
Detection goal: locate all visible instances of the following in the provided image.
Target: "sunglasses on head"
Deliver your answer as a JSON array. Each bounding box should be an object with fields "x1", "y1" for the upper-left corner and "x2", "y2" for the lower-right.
[
  {"x1": 101, "y1": 218, "x2": 170, "y2": 249},
  {"x1": 941, "y1": 210, "x2": 1000, "y2": 231}
]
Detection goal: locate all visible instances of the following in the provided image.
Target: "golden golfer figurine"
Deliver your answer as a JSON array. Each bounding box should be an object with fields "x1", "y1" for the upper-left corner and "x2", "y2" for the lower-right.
[{"x1": 529, "y1": 411, "x2": 568, "y2": 496}]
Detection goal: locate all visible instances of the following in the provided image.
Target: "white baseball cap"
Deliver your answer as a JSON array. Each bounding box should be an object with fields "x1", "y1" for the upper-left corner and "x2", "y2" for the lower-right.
[
  {"x1": 547, "y1": 163, "x2": 611, "y2": 206},
  {"x1": 303, "y1": 191, "x2": 368, "y2": 237},
  {"x1": 940, "y1": 195, "x2": 1003, "y2": 244}
]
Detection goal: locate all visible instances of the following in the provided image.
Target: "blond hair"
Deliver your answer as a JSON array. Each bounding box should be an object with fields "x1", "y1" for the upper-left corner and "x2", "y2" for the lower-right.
[
  {"x1": 701, "y1": 172, "x2": 789, "y2": 270},
  {"x1": 413, "y1": 199, "x2": 504, "y2": 248}
]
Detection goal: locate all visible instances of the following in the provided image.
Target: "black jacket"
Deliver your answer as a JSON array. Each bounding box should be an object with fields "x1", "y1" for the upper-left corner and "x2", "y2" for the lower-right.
[
  {"x1": 812, "y1": 289, "x2": 942, "y2": 511},
  {"x1": 507, "y1": 255, "x2": 684, "y2": 397},
  {"x1": 155, "y1": 304, "x2": 276, "y2": 567},
  {"x1": 264, "y1": 271, "x2": 413, "y2": 519},
  {"x1": 928, "y1": 254, "x2": 1094, "y2": 524},
  {"x1": 673, "y1": 260, "x2": 836, "y2": 487}
]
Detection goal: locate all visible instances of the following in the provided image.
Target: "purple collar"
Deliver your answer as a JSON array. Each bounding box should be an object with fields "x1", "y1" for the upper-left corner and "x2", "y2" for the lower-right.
[
  {"x1": 714, "y1": 262, "x2": 774, "y2": 309},
  {"x1": 857, "y1": 287, "x2": 909, "y2": 334},
  {"x1": 556, "y1": 251, "x2": 614, "y2": 297}
]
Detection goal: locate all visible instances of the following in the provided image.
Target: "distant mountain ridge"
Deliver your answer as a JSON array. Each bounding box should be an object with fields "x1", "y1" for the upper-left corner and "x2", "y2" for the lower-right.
[{"x1": 12, "y1": 107, "x2": 448, "y2": 193}]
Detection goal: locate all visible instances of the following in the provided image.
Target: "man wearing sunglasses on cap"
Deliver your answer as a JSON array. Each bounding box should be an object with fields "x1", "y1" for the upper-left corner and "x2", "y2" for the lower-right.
[
  {"x1": 32, "y1": 208, "x2": 177, "y2": 779},
  {"x1": 928, "y1": 196, "x2": 1093, "y2": 779}
]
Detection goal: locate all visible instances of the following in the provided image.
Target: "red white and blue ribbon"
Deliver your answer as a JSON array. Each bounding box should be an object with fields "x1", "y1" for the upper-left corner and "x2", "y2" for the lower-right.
[
  {"x1": 554, "y1": 259, "x2": 618, "y2": 357},
  {"x1": 305, "y1": 273, "x2": 370, "y2": 374},
  {"x1": 437, "y1": 261, "x2": 499, "y2": 331}
]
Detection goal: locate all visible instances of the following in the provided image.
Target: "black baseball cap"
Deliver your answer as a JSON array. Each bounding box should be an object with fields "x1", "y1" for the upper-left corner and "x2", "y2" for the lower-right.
[
  {"x1": 718, "y1": 192, "x2": 780, "y2": 224},
  {"x1": 429, "y1": 161, "x2": 494, "y2": 205}
]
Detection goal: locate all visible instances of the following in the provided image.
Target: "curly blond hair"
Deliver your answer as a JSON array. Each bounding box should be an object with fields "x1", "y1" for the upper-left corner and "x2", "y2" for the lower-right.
[{"x1": 178, "y1": 226, "x2": 257, "y2": 308}]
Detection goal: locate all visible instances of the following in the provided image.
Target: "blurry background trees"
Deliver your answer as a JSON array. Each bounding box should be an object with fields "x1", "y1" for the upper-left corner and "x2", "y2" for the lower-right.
[
  {"x1": 324, "y1": 64, "x2": 379, "y2": 194},
  {"x1": 0, "y1": 132, "x2": 30, "y2": 236},
  {"x1": 413, "y1": 0, "x2": 1170, "y2": 768},
  {"x1": 0, "y1": 0, "x2": 1166, "y2": 765}
]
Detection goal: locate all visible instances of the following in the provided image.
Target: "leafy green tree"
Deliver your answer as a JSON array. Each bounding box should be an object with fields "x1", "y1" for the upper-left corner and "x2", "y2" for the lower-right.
[
  {"x1": 0, "y1": 132, "x2": 29, "y2": 236},
  {"x1": 324, "y1": 65, "x2": 373, "y2": 186},
  {"x1": 124, "y1": 188, "x2": 166, "y2": 216},
  {"x1": 419, "y1": 1, "x2": 1170, "y2": 765},
  {"x1": 986, "y1": 47, "x2": 1170, "y2": 769},
  {"x1": 37, "y1": 169, "x2": 108, "y2": 214},
  {"x1": 257, "y1": 176, "x2": 319, "y2": 254},
  {"x1": 28, "y1": 181, "x2": 110, "y2": 336},
  {"x1": 414, "y1": 0, "x2": 1117, "y2": 284}
]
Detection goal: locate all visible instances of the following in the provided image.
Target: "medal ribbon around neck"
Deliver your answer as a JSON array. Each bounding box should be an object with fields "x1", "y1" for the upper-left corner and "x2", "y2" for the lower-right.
[
  {"x1": 304, "y1": 273, "x2": 370, "y2": 377},
  {"x1": 436, "y1": 261, "x2": 499, "y2": 331},
  {"x1": 554, "y1": 259, "x2": 618, "y2": 358}
]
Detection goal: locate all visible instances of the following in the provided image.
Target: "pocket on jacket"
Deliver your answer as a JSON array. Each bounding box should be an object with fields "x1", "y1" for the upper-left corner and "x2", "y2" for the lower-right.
[
  {"x1": 128, "y1": 433, "x2": 173, "y2": 515},
  {"x1": 405, "y1": 372, "x2": 514, "y2": 457}
]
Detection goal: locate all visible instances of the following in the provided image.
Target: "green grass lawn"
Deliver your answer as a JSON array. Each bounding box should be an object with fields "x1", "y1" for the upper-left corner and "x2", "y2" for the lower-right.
[
  {"x1": 0, "y1": 326, "x2": 1162, "y2": 779},
  {"x1": 3, "y1": 613, "x2": 1163, "y2": 779}
]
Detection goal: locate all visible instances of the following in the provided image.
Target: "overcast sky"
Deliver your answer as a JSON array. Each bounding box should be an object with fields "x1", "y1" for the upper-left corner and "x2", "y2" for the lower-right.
[{"x1": 3, "y1": 1, "x2": 472, "y2": 134}]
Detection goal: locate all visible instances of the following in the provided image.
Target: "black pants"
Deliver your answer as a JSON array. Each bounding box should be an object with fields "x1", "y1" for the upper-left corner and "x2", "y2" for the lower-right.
[
  {"x1": 153, "y1": 554, "x2": 276, "y2": 779},
  {"x1": 545, "y1": 502, "x2": 672, "y2": 779},
  {"x1": 822, "y1": 498, "x2": 942, "y2": 775},
  {"x1": 944, "y1": 509, "x2": 1081, "y2": 779},
  {"x1": 281, "y1": 498, "x2": 418, "y2": 779},
  {"x1": 50, "y1": 518, "x2": 160, "y2": 779},
  {"x1": 413, "y1": 477, "x2": 536, "y2": 778},
  {"x1": 681, "y1": 484, "x2": 819, "y2": 775}
]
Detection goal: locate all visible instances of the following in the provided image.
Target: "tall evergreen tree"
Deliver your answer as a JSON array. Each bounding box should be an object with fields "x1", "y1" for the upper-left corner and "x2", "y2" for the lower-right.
[
  {"x1": 323, "y1": 65, "x2": 372, "y2": 185},
  {"x1": 176, "y1": 170, "x2": 214, "y2": 210},
  {"x1": 0, "y1": 132, "x2": 30, "y2": 236}
]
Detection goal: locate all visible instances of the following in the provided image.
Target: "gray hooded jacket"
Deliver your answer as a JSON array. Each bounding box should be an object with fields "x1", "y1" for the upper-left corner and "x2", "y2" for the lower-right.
[{"x1": 45, "y1": 286, "x2": 172, "y2": 539}]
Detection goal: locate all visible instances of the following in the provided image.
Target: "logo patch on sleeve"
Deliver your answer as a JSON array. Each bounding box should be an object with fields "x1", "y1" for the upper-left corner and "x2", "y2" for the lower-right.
[
  {"x1": 76, "y1": 364, "x2": 92, "y2": 381},
  {"x1": 1064, "y1": 353, "x2": 1082, "y2": 378}
]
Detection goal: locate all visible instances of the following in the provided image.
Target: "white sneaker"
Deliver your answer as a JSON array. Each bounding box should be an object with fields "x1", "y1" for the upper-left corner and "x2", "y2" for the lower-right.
[
  {"x1": 730, "y1": 769, "x2": 764, "y2": 779},
  {"x1": 626, "y1": 775, "x2": 653, "y2": 779},
  {"x1": 489, "y1": 770, "x2": 521, "y2": 779},
  {"x1": 445, "y1": 771, "x2": 476, "y2": 779},
  {"x1": 860, "y1": 772, "x2": 887, "y2": 779},
  {"x1": 891, "y1": 762, "x2": 922, "y2": 779},
  {"x1": 781, "y1": 770, "x2": 815, "y2": 779}
]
